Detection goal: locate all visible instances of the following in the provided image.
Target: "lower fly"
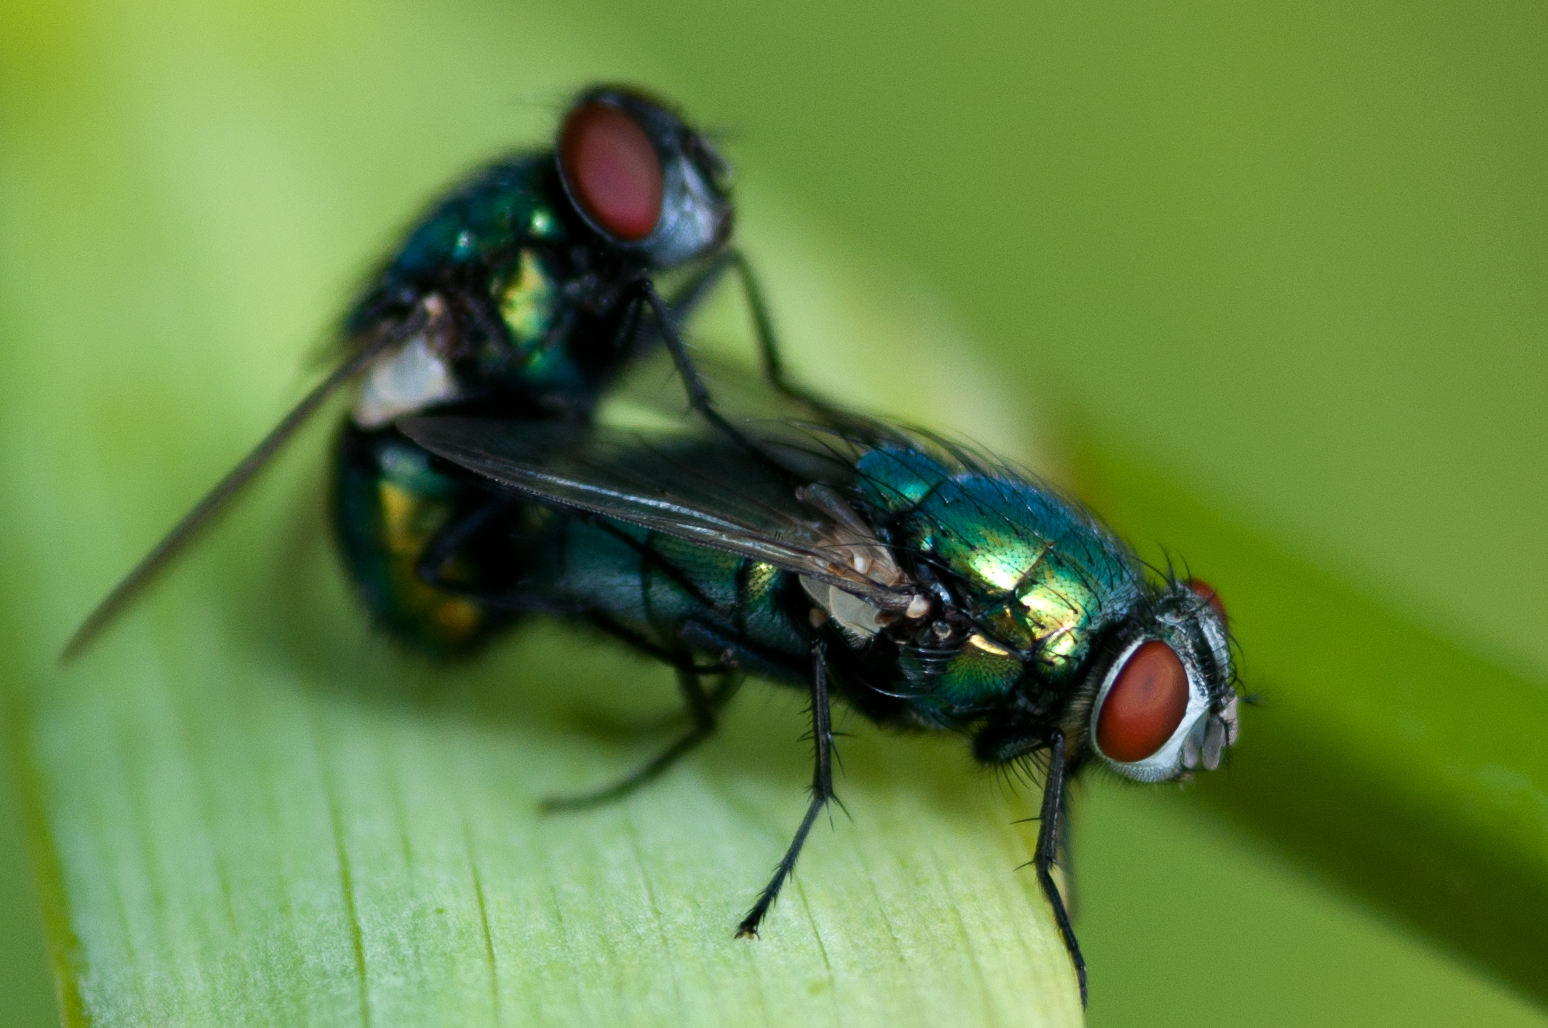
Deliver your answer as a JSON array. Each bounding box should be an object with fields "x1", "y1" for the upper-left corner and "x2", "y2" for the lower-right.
[{"x1": 401, "y1": 408, "x2": 1242, "y2": 1005}]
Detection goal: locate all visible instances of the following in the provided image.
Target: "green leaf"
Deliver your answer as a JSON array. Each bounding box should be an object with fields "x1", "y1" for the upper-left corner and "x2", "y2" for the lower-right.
[{"x1": 0, "y1": 2, "x2": 1081, "y2": 1025}]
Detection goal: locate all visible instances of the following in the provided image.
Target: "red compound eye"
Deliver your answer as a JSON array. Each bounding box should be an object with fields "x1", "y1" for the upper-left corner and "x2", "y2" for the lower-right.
[
  {"x1": 559, "y1": 102, "x2": 663, "y2": 242},
  {"x1": 1096, "y1": 641, "x2": 1189, "y2": 762},
  {"x1": 1188, "y1": 578, "x2": 1228, "y2": 624}
]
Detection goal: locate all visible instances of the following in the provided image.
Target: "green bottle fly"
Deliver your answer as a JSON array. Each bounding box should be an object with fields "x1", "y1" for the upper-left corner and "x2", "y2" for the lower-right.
[
  {"x1": 65, "y1": 84, "x2": 788, "y2": 660},
  {"x1": 402, "y1": 411, "x2": 1242, "y2": 1004}
]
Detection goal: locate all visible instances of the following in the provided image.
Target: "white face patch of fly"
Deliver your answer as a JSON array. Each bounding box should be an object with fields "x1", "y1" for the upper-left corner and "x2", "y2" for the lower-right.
[
  {"x1": 353, "y1": 333, "x2": 462, "y2": 429},
  {"x1": 1180, "y1": 604, "x2": 1237, "y2": 773},
  {"x1": 646, "y1": 154, "x2": 723, "y2": 266},
  {"x1": 1182, "y1": 693, "x2": 1239, "y2": 773},
  {"x1": 1198, "y1": 608, "x2": 1232, "y2": 685}
]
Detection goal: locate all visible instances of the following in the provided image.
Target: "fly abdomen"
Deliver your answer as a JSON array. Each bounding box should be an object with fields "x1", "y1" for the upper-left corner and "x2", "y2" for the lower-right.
[
  {"x1": 332, "y1": 425, "x2": 525, "y2": 657},
  {"x1": 520, "y1": 513, "x2": 808, "y2": 675}
]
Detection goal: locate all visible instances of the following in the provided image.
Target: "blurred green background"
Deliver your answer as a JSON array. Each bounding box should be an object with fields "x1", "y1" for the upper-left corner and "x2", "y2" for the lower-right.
[{"x1": 1, "y1": 0, "x2": 1544, "y2": 1025}]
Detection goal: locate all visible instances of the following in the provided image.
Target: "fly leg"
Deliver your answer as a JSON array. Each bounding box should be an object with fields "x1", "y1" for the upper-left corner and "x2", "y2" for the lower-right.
[
  {"x1": 660, "y1": 249, "x2": 826, "y2": 410},
  {"x1": 630, "y1": 278, "x2": 744, "y2": 441},
  {"x1": 628, "y1": 279, "x2": 796, "y2": 478},
  {"x1": 725, "y1": 249, "x2": 823, "y2": 408},
  {"x1": 723, "y1": 249, "x2": 852, "y2": 425},
  {"x1": 1036, "y1": 730, "x2": 1088, "y2": 1006},
  {"x1": 413, "y1": 496, "x2": 516, "y2": 593},
  {"x1": 736, "y1": 640, "x2": 835, "y2": 938},
  {"x1": 541, "y1": 665, "x2": 730, "y2": 811},
  {"x1": 1059, "y1": 783, "x2": 1079, "y2": 923},
  {"x1": 657, "y1": 252, "x2": 731, "y2": 337}
]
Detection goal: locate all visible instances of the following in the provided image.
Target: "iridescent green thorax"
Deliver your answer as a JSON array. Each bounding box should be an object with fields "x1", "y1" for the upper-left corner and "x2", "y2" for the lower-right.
[
  {"x1": 386, "y1": 156, "x2": 566, "y2": 280},
  {"x1": 857, "y1": 446, "x2": 1143, "y2": 711},
  {"x1": 347, "y1": 155, "x2": 589, "y2": 391},
  {"x1": 489, "y1": 247, "x2": 576, "y2": 391}
]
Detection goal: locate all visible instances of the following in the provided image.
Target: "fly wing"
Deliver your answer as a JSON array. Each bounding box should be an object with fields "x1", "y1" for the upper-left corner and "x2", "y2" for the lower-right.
[
  {"x1": 398, "y1": 416, "x2": 917, "y2": 607},
  {"x1": 59, "y1": 310, "x2": 428, "y2": 662}
]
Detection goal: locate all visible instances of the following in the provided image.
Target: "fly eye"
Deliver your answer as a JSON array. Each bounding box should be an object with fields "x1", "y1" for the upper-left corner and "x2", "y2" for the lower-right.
[
  {"x1": 559, "y1": 102, "x2": 664, "y2": 242},
  {"x1": 1095, "y1": 641, "x2": 1189, "y2": 763},
  {"x1": 1188, "y1": 578, "x2": 1228, "y2": 625}
]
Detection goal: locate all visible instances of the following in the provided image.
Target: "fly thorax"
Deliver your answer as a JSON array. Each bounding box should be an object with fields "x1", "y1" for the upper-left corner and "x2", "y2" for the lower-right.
[
  {"x1": 897, "y1": 629, "x2": 1026, "y2": 711},
  {"x1": 496, "y1": 249, "x2": 558, "y2": 355}
]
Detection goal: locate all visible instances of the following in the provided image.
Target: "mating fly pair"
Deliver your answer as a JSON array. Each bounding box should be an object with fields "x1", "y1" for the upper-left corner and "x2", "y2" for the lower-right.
[{"x1": 65, "y1": 84, "x2": 1242, "y2": 1004}]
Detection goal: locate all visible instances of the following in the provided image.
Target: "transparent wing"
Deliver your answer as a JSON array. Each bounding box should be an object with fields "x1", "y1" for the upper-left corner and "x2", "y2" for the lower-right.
[
  {"x1": 398, "y1": 415, "x2": 917, "y2": 607},
  {"x1": 60, "y1": 311, "x2": 427, "y2": 662}
]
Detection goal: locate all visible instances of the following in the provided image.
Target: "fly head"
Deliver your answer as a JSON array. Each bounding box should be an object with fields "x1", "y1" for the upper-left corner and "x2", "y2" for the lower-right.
[{"x1": 557, "y1": 85, "x2": 732, "y2": 268}]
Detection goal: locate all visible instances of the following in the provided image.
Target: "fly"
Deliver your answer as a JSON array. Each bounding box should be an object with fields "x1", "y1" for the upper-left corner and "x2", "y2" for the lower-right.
[
  {"x1": 398, "y1": 410, "x2": 1243, "y2": 1005},
  {"x1": 62, "y1": 84, "x2": 793, "y2": 659}
]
